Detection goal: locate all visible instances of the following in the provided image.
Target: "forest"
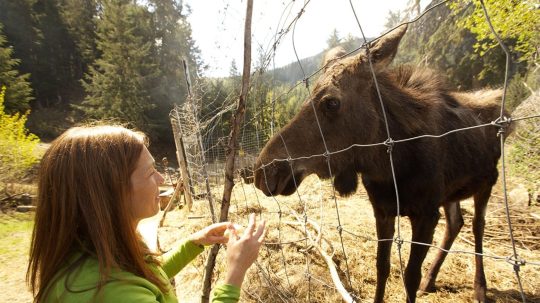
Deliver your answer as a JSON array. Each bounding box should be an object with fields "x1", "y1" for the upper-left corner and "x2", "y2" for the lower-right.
[{"x1": 0, "y1": 0, "x2": 538, "y2": 187}]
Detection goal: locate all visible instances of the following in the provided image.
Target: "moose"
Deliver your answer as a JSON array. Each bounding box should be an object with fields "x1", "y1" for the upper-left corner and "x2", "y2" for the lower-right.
[{"x1": 254, "y1": 25, "x2": 511, "y2": 303}]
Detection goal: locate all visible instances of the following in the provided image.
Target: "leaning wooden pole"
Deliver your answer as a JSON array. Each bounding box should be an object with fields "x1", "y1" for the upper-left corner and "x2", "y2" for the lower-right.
[{"x1": 201, "y1": 0, "x2": 253, "y2": 302}]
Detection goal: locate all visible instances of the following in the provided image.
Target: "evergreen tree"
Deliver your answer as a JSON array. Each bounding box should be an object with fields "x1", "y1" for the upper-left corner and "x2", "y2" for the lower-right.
[
  {"x1": 384, "y1": 10, "x2": 403, "y2": 30},
  {"x1": 145, "y1": 0, "x2": 202, "y2": 142},
  {"x1": 0, "y1": 24, "x2": 33, "y2": 114},
  {"x1": 0, "y1": 1, "x2": 40, "y2": 79},
  {"x1": 58, "y1": 0, "x2": 98, "y2": 79},
  {"x1": 0, "y1": 0, "x2": 81, "y2": 107},
  {"x1": 81, "y1": 0, "x2": 159, "y2": 132},
  {"x1": 248, "y1": 47, "x2": 273, "y2": 133},
  {"x1": 229, "y1": 59, "x2": 240, "y2": 78},
  {"x1": 326, "y1": 29, "x2": 341, "y2": 48},
  {"x1": 394, "y1": 2, "x2": 514, "y2": 90},
  {"x1": 34, "y1": 0, "x2": 81, "y2": 105},
  {"x1": 151, "y1": 0, "x2": 184, "y2": 97}
]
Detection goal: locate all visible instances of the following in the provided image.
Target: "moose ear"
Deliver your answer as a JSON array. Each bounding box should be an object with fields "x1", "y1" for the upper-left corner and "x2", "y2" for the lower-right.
[
  {"x1": 368, "y1": 24, "x2": 407, "y2": 68},
  {"x1": 322, "y1": 46, "x2": 347, "y2": 72}
]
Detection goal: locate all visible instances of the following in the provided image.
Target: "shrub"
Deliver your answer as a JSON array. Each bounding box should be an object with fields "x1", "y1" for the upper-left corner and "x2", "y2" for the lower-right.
[
  {"x1": 508, "y1": 90, "x2": 540, "y2": 197},
  {"x1": 0, "y1": 86, "x2": 40, "y2": 185}
]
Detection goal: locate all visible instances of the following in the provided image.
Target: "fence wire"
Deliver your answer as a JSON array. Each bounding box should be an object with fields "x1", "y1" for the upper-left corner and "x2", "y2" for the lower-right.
[{"x1": 170, "y1": 0, "x2": 540, "y2": 302}]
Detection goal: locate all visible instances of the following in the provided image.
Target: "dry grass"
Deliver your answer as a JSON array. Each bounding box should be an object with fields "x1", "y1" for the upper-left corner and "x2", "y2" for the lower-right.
[
  {"x1": 1, "y1": 174, "x2": 537, "y2": 302},
  {"x1": 161, "y1": 175, "x2": 540, "y2": 302},
  {"x1": 0, "y1": 212, "x2": 34, "y2": 303}
]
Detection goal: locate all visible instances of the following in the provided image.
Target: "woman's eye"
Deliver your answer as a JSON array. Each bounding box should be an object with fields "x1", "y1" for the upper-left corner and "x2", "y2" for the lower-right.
[{"x1": 324, "y1": 98, "x2": 340, "y2": 111}]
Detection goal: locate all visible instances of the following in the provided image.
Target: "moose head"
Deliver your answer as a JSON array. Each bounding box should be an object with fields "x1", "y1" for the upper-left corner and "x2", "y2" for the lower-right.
[{"x1": 254, "y1": 25, "x2": 408, "y2": 197}]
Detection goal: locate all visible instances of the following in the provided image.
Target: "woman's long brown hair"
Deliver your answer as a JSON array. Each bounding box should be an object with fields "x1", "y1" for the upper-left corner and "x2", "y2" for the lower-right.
[{"x1": 27, "y1": 125, "x2": 168, "y2": 302}]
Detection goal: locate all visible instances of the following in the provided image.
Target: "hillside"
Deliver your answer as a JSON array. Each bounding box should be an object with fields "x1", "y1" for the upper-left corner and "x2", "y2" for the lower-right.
[{"x1": 265, "y1": 36, "x2": 366, "y2": 84}]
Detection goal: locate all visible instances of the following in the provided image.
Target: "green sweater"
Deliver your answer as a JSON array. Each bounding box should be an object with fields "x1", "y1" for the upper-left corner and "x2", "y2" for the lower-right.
[{"x1": 44, "y1": 240, "x2": 240, "y2": 303}]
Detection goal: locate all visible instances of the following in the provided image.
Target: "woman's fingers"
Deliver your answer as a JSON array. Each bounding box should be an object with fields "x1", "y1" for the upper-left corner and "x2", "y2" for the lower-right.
[
  {"x1": 227, "y1": 224, "x2": 239, "y2": 244},
  {"x1": 199, "y1": 215, "x2": 265, "y2": 246},
  {"x1": 243, "y1": 213, "x2": 257, "y2": 238},
  {"x1": 209, "y1": 222, "x2": 229, "y2": 234},
  {"x1": 209, "y1": 235, "x2": 229, "y2": 244},
  {"x1": 254, "y1": 220, "x2": 266, "y2": 243}
]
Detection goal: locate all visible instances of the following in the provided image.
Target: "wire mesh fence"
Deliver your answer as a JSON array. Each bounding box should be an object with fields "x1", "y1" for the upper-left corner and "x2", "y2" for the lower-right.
[
  {"x1": 171, "y1": 101, "x2": 272, "y2": 199},
  {"x1": 167, "y1": 0, "x2": 540, "y2": 302}
]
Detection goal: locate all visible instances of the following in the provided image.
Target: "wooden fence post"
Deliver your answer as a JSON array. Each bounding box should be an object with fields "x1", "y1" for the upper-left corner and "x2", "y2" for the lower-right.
[
  {"x1": 201, "y1": 0, "x2": 254, "y2": 301},
  {"x1": 172, "y1": 113, "x2": 194, "y2": 211}
]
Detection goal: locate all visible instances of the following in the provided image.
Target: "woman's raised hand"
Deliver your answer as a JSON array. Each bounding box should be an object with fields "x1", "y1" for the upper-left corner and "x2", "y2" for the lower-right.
[{"x1": 224, "y1": 213, "x2": 266, "y2": 287}]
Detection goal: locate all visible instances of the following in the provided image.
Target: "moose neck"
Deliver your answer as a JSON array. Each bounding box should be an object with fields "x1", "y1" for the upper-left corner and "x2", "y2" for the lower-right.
[{"x1": 353, "y1": 66, "x2": 438, "y2": 181}]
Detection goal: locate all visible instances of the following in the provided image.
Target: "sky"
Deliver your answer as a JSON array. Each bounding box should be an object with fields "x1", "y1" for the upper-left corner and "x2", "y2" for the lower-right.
[{"x1": 184, "y1": 0, "x2": 422, "y2": 77}]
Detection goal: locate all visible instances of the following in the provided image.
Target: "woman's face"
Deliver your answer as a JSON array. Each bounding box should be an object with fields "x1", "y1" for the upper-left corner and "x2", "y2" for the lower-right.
[{"x1": 130, "y1": 146, "x2": 165, "y2": 222}]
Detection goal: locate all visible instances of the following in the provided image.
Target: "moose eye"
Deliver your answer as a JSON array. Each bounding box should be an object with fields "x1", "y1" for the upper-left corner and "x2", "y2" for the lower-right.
[{"x1": 323, "y1": 98, "x2": 340, "y2": 112}]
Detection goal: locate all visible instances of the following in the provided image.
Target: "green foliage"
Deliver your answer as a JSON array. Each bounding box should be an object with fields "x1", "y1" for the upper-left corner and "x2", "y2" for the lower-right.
[
  {"x1": 0, "y1": 87, "x2": 40, "y2": 184},
  {"x1": 450, "y1": 0, "x2": 540, "y2": 64},
  {"x1": 508, "y1": 93, "x2": 540, "y2": 192},
  {"x1": 0, "y1": 0, "x2": 202, "y2": 143},
  {"x1": 0, "y1": 23, "x2": 33, "y2": 114},
  {"x1": 195, "y1": 65, "x2": 308, "y2": 157},
  {"x1": 394, "y1": 2, "x2": 530, "y2": 90},
  {"x1": 0, "y1": 0, "x2": 86, "y2": 108},
  {"x1": 509, "y1": 127, "x2": 540, "y2": 184},
  {"x1": 80, "y1": 0, "x2": 159, "y2": 133},
  {"x1": 268, "y1": 85, "x2": 307, "y2": 128},
  {"x1": 0, "y1": 0, "x2": 44, "y2": 105},
  {"x1": 0, "y1": 212, "x2": 34, "y2": 257},
  {"x1": 26, "y1": 106, "x2": 74, "y2": 140},
  {"x1": 505, "y1": 74, "x2": 531, "y2": 112},
  {"x1": 145, "y1": 0, "x2": 203, "y2": 143},
  {"x1": 197, "y1": 77, "x2": 236, "y2": 138},
  {"x1": 58, "y1": 0, "x2": 98, "y2": 75}
]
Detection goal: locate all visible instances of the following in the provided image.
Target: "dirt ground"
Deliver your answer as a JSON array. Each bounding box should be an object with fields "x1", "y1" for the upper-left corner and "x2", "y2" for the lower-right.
[
  {"x1": 1, "y1": 175, "x2": 539, "y2": 302},
  {"x1": 158, "y1": 175, "x2": 540, "y2": 302}
]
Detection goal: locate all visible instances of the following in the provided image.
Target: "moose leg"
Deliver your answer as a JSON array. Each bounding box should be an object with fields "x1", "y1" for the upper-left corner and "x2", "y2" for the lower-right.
[
  {"x1": 373, "y1": 212, "x2": 396, "y2": 303},
  {"x1": 472, "y1": 187, "x2": 491, "y2": 302},
  {"x1": 405, "y1": 212, "x2": 440, "y2": 303},
  {"x1": 419, "y1": 201, "x2": 464, "y2": 292}
]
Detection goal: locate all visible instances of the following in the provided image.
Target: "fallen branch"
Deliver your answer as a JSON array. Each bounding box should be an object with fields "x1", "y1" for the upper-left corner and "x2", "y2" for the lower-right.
[
  {"x1": 290, "y1": 211, "x2": 355, "y2": 303},
  {"x1": 0, "y1": 192, "x2": 24, "y2": 203}
]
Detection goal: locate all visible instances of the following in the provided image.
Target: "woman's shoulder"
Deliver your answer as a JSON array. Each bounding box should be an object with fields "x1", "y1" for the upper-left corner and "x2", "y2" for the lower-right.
[{"x1": 44, "y1": 253, "x2": 173, "y2": 303}]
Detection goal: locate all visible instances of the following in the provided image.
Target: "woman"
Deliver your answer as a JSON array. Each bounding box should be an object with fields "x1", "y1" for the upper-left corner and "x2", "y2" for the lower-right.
[{"x1": 27, "y1": 125, "x2": 265, "y2": 302}]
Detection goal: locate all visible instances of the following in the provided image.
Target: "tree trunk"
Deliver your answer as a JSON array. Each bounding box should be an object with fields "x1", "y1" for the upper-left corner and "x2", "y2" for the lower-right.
[{"x1": 201, "y1": 0, "x2": 253, "y2": 302}]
